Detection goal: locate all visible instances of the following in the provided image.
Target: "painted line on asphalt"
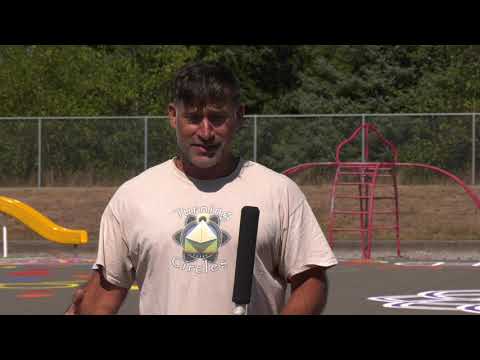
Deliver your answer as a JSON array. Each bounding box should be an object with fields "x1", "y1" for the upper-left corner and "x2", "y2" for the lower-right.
[
  {"x1": 341, "y1": 259, "x2": 480, "y2": 268},
  {"x1": 17, "y1": 290, "x2": 54, "y2": 300},
  {"x1": 0, "y1": 281, "x2": 140, "y2": 291}
]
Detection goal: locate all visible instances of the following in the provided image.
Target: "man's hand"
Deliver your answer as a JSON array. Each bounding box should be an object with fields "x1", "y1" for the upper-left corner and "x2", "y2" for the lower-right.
[
  {"x1": 64, "y1": 269, "x2": 129, "y2": 315},
  {"x1": 65, "y1": 288, "x2": 86, "y2": 315}
]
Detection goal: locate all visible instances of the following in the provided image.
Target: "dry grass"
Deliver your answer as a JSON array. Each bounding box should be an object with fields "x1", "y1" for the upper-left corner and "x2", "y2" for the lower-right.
[
  {"x1": 0, "y1": 185, "x2": 478, "y2": 242},
  {"x1": 304, "y1": 184, "x2": 480, "y2": 241}
]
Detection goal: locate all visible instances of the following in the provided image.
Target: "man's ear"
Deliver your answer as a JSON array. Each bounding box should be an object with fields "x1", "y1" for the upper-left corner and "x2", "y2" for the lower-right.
[
  {"x1": 168, "y1": 103, "x2": 177, "y2": 129},
  {"x1": 236, "y1": 105, "x2": 246, "y2": 129}
]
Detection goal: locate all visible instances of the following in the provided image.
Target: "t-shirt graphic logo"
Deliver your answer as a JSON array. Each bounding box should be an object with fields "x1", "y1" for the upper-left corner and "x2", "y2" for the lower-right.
[{"x1": 173, "y1": 213, "x2": 231, "y2": 263}]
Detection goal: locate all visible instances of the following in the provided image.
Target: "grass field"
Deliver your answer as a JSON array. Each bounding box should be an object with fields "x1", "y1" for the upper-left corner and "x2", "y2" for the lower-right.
[{"x1": 0, "y1": 184, "x2": 478, "y2": 242}]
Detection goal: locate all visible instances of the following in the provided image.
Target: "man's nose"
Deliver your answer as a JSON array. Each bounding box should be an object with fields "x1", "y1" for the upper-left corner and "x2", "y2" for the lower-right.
[{"x1": 197, "y1": 118, "x2": 215, "y2": 140}]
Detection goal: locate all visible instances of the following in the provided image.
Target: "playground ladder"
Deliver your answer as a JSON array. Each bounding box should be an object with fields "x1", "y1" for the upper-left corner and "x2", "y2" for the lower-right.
[
  {"x1": 284, "y1": 122, "x2": 479, "y2": 258},
  {"x1": 327, "y1": 162, "x2": 401, "y2": 259}
]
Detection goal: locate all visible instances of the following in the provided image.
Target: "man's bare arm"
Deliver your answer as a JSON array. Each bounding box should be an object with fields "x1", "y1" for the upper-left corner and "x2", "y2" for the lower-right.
[
  {"x1": 65, "y1": 269, "x2": 129, "y2": 315},
  {"x1": 281, "y1": 267, "x2": 329, "y2": 315}
]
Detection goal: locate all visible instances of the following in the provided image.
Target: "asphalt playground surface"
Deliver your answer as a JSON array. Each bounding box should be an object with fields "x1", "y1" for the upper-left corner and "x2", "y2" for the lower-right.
[{"x1": 1, "y1": 240, "x2": 480, "y2": 315}]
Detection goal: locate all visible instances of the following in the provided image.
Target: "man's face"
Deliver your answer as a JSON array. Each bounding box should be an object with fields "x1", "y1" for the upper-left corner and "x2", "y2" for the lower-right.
[{"x1": 168, "y1": 101, "x2": 244, "y2": 169}]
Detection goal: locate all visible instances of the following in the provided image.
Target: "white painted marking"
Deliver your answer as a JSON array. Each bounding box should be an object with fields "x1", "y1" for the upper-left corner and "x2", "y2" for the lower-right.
[
  {"x1": 473, "y1": 263, "x2": 480, "y2": 267},
  {"x1": 432, "y1": 262, "x2": 445, "y2": 267},
  {"x1": 369, "y1": 290, "x2": 480, "y2": 314}
]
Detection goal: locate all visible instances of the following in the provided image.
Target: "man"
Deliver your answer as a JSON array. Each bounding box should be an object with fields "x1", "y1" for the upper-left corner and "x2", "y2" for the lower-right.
[{"x1": 65, "y1": 62, "x2": 338, "y2": 315}]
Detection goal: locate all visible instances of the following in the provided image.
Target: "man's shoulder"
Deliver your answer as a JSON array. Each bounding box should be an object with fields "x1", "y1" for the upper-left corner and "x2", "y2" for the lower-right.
[
  {"x1": 246, "y1": 162, "x2": 315, "y2": 220},
  {"x1": 242, "y1": 161, "x2": 301, "y2": 192},
  {"x1": 242, "y1": 161, "x2": 307, "y2": 211},
  {"x1": 112, "y1": 160, "x2": 173, "y2": 201}
]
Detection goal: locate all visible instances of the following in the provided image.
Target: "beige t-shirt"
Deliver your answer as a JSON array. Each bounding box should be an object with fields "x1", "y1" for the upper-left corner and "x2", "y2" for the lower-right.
[{"x1": 95, "y1": 159, "x2": 338, "y2": 315}]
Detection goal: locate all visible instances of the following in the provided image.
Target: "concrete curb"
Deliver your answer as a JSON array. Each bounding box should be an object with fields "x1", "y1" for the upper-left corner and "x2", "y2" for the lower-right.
[{"x1": 333, "y1": 240, "x2": 480, "y2": 261}]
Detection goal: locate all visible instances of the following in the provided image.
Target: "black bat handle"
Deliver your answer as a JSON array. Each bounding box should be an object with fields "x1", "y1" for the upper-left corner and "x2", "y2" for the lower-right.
[{"x1": 232, "y1": 206, "x2": 260, "y2": 314}]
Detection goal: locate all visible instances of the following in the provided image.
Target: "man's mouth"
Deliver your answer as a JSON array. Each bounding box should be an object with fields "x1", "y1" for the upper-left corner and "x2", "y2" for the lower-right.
[{"x1": 192, "y1": 144, "x2": 221, "y2": 153}]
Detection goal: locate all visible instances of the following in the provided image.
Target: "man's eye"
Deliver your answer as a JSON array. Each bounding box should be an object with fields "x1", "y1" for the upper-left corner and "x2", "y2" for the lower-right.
[
  {"x1": 186, "y1": 115, "x2": 203, "y2": 123},
  {"x1": 209, "y1": 115, "x2": 228, "y2": 125}
]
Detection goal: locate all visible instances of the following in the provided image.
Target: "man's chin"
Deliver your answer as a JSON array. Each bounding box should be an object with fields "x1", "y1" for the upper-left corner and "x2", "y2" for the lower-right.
[{"x1": 189, "y1": 156, "x2": 221, "y2": 169}]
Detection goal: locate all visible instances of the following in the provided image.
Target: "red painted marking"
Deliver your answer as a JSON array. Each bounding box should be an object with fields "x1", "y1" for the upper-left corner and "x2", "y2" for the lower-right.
[
  {"x1": 73, "y1": 274, "x2": 90, "y2": 280},
  {"x1": 10, "y1": 269, "x2": 50, "y2": 277},
  {"x1": 342, "y1": 259, "x2": 380, "y2": 266},
  {"x1": 16, "y1": 290, "x2": 54, "y2": 300}
]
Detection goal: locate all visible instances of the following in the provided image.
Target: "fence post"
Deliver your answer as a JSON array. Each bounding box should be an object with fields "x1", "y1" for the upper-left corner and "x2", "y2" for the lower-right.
[
  {"x1": 253, "y1": 115, "x2": 258, "y2": 163},
  {"x1": 362, "y1": 115, "x2": 366, "y2": 162},
  {"x1": 3, "y1": 225, "x2": 7, "y2": 259},
  {"x1": 1, "y1": 214, "x2": 6, "y2": 259},
  {"x1": 37, "y1": 118, "x2": 42, "y2": 188},
  {"x1": 473, "y1": 113, "x2": 477, "y2": 186},
  {"x1": 144, "y1": 117, "x2": 149, "y2": 171}
]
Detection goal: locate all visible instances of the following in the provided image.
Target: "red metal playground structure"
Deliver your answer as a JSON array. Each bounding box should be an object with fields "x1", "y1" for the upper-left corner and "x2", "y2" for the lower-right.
[{"x1": 283, "y1": 123, "x2": 480, "y2": 260}]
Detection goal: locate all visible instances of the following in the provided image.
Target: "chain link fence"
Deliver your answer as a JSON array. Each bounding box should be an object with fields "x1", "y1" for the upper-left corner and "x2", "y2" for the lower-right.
[{"x1": 0, "y1": 114, "x2": 477, "y2": 187}]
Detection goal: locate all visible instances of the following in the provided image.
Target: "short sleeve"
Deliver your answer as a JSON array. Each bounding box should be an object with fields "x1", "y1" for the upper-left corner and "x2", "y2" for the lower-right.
[
  {"x1": 95, "y1": 204, "x2": 135, "y2": 289},
  {"x1": 279, "y1": 198, "x2": 338, "y2": 281}
]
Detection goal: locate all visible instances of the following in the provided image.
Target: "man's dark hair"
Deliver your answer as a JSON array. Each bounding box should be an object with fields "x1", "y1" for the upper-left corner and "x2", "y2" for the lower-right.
[{"x1": 172, "y1": 62, "x2": 241, "y2": 108}]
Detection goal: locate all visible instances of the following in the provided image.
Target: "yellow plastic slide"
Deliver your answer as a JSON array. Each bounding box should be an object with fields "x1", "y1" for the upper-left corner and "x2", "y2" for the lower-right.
[{"x1": 0, "y1": 196, "x2": 88, "y2": 245}]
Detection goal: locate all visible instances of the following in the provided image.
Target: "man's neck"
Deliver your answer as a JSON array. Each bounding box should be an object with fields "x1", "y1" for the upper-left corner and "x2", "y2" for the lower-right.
[{"x1": 174, "y1": 155, "x2": 239, "y2": 181}]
